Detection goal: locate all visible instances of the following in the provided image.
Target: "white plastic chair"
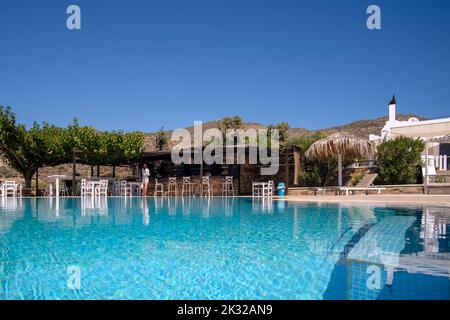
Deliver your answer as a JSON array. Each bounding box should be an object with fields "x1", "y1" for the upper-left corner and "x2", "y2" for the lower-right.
[
  {"x1": 3, "y1": 181, "x2": 17, "y2": 198},
  {"x1": 252, "y1": 182, "x2": 263, "y2": 197},
  {"x1": 95, "y1": 180, "x2": 109, "y2": 197},
  {"x1": 120, "y1": 181, "x2": 131, "y2": 197},
  {"x1": 83, "y1": 179, "x2": 95, "y2": 197}
]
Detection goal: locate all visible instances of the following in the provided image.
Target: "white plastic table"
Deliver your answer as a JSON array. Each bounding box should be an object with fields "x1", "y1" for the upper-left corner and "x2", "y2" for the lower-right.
[
  {"x1": 128, "y1": 182, "x2": 142, "y2": 196},
  {"x1": 47, "y1": 175, "x2": 69, "y2": 197},
  {"x1": 252, "y1": 182, "x2": 268, "y2": 197}
]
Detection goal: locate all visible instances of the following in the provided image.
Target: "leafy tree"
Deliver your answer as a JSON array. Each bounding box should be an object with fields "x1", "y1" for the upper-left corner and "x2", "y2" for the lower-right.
[
  {"x1": 286, "y1": 132, "x2": 325, "y2": 153},
  {"x1": 155, "y1": 127, "x2": 168, "y2": 151},
  {"x1": 268, "y1": 121, "x2": 290, "y2": 147},
  {"x1": 0, "y1": 106, "x2": 70, "y2": 188},
  {"x1": 102, "y1": 131, "x2": 125, "y2": 165},
  {"x1": 68, "y1": 120, "x2": 144, "y2": 166},
  {"x1": 67, "y1": 119, "x2": 103, "y2": 166},
  {"x1": 376, "y1": 136, "x2": 424, "y2": 185},
  {"x1": 0, "y1": 106, "x2": 33, "y2": 187},
  {"x1": 219, "y1": 116, "x2": 245, "y2": 146},
  {"x1": 123, "y1": 131, "x2": 145, "y2": 161},
  {"x1": 27, "y1": 121, "x2": 72, "y2": 165},
  {"x1": 98, "y1": 130, "x2": 144, "y2": 177},
  {"x1": 221, "y1": 116, "x2": 243, "y2": 131},
  {"x1": 100, "y1": 131, "x2": 124, "y2": 177},
  {"x1": 1, "y1": 108, "x2": 145, "y2": 186}
]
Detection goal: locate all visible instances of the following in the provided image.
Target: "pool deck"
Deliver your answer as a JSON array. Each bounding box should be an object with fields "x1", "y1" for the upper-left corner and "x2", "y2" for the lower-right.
[
  {"x1": 282, "y1": 194, "x2": 450, "y2": 207},
  {"x1": 9, "y1": 194, "x2": 450, "y2": 207}
]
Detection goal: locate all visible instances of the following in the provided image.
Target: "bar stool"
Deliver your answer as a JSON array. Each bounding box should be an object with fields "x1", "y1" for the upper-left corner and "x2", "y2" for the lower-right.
[
  {"x1": 167, "y1": 177, "x2": 178, "y2": 197},
  {"x1": 200, "y1": 176, "x2": 212, "y2": 197},
  {"x1": 262, "y1": 180, "x2": 274, "y2": 197},
  {"x1": 221, "y1": 176, "x2": 234, "y2": 197},
  {"x1": 181, "y1": 177, "x2": 193, "y2": 196},
  {"x1": 154, "y1": 178, "x2": 164, "y2": 197}
]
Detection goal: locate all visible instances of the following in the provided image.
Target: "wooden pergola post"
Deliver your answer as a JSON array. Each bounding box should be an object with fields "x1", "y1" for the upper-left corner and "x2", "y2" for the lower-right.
[{"x1": 72, "y1": 148, "x2": 82, "y2": 196}]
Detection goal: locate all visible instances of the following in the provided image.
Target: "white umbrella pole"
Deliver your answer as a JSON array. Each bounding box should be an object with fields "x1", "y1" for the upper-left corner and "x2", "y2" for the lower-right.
[{"x1": 338, "y1": 153, "x2": 343, "y2": 186}]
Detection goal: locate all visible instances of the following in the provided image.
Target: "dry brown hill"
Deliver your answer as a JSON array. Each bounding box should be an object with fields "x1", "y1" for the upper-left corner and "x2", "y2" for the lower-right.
[
  {"x1": 310, "y1": 113, "x2": 427, "y2": 139},
  {"x1": 143, "y1": 113, "x2": 426, "y2": 151}
]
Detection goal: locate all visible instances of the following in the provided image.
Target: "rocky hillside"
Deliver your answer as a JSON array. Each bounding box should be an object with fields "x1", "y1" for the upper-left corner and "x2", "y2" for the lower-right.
[
  {"x1": 310, "y1": 113, "x2": 426, "y2": 139},
  {"x1": 144, "y1": 113, "x2": 425, "y2": 150}
]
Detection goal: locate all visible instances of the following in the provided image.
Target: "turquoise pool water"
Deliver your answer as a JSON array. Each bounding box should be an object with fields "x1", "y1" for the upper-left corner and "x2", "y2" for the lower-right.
[{"x1": 0, "y1": 197, "x2": 449, "y2": 300}]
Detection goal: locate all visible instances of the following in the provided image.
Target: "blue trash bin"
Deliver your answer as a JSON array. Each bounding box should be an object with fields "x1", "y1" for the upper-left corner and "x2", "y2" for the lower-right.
[{"x1": 277, "y1": 182, "x2": 285, "y2": 197}]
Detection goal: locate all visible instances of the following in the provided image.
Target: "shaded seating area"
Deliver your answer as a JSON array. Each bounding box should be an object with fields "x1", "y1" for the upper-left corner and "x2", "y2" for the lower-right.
[
  {"x1": 45, "y1": 176, "x2": 143, "y2": 198},
  {"x1": 30, "y1": 144, "x2": 301, "y2": 198},
  {"x1": 0, "y1": 180, "x2": 22, "y2": 198},
  {"x1": 135, "y1": 146, "x2": 300, "y2": 197},
  {"x1": 137, "y1": 150, "x2": 243, "y2": 197}
]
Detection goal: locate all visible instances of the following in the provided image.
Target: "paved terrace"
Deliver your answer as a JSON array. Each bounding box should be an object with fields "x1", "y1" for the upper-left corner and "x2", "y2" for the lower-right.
[{"x1": 283, "y1": 194, "x2": 450, "y2": 207}]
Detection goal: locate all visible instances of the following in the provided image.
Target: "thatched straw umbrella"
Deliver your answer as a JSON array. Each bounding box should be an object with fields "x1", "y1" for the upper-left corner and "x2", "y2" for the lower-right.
[{"x1": 305, "y1": 132, "x2": 376, "y2": 186}]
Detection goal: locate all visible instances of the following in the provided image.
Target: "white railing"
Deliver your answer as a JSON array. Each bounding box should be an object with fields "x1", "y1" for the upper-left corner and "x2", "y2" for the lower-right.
[{"x1": 421, "y1": 155, "x2": 448, "y2": 171}]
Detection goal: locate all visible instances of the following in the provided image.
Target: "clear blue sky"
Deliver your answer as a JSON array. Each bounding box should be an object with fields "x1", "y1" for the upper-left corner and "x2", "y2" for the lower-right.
[{"x1": 1, "y1": 0, "x2": 449, "y2": 132}]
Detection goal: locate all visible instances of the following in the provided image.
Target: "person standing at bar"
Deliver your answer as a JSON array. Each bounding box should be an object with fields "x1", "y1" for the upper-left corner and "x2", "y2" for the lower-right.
[{"x1": 142, "y1": 164, "x2": 150, "y2": 196}]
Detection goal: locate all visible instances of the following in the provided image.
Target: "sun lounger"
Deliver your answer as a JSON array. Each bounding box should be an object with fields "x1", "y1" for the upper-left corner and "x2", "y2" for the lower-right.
[{"x1": 338, "y1": 173, "x2": 385, "y2": 195}]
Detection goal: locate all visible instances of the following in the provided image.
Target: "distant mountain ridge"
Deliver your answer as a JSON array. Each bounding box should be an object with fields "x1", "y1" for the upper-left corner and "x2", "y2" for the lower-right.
[
  {"x1": 143, "y1": 113, "x2": 426, "y2": 151},
  {"x1": 310, "y1": 113, "x2": 427, "y2": 138}
]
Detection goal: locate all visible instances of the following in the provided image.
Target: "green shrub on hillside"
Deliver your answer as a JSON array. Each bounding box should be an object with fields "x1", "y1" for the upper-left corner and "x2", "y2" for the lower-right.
[{"x1": 376, "y1": 136, "x2": 424, "y2": 185}]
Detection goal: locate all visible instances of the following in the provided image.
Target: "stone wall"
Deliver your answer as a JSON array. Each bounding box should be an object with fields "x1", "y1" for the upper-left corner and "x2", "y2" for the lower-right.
[{"x1": 288, "y1": 184, "x2": 429, "y2": 196}]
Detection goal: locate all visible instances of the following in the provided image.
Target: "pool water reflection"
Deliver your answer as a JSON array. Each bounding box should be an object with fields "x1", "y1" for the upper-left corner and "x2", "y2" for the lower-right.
[{"x1": 0, "y1": 197, "x2": 449, "y2": 300}]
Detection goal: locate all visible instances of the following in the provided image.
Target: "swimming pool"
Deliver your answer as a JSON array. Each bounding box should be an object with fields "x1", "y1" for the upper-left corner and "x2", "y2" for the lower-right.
[{"x1": 0, "y1": 197, "x2": 449, "y2": 300}]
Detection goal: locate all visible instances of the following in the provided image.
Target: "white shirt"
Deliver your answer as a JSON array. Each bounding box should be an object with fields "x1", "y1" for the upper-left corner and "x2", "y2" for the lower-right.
[{"x1": 142, "y1": 168, "x2": 150, "y2": 178}]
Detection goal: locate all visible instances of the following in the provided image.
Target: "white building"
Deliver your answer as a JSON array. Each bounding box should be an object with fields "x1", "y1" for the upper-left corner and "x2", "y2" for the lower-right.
[
  {"x1": 370, "y1": 96, "x2": 450, "y2": 143},
  {"x1": 370, "y1": 96, "x2": 450, "y2": 174}
]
